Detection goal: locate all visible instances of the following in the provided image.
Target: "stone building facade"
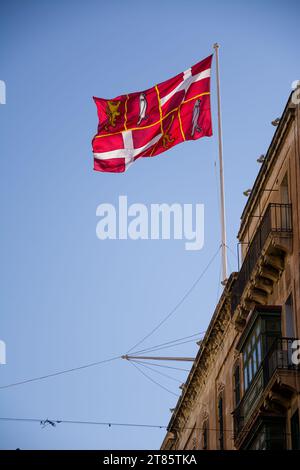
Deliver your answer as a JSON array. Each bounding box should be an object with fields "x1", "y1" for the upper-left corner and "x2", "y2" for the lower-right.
[{"x1": 161, "y1": 90, "x2": 300, "y2": 450}]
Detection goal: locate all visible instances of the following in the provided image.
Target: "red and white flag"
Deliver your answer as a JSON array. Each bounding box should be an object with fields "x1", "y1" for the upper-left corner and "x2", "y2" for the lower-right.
[{"x1": 92, "y1": 55, "x2": 213, "y2": 173}]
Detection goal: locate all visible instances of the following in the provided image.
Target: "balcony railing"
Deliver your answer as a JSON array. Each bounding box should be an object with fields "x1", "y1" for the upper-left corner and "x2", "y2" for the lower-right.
[
  {"x1": 231, "y1": 204, "x2": 292, "y2": 314},
  {"x1": 265, "y1": 337, "x2": 299, "y2": 382},
  {"x1": 234, "y1": 337, "x2": 299, "y2": 439}
]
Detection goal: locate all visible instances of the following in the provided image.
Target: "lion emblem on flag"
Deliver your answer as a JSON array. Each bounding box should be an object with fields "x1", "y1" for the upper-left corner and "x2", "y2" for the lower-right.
[{"x1": 105, "y1": 100, "x2": 121, "y2": 129}]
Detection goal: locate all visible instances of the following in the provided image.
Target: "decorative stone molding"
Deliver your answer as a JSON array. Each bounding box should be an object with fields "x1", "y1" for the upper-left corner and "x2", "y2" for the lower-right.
[
  {"x1": 201, "y1": 404, "x2": 209, "y2": 422},
  {"x1": 233, "y1": 349, "x2": 240, "y2": 362},
  {"x1": 217, "y1": 382, "x2": 225, "y2": 395},
  {"x1": 166, "y1": 274, "x2": 237, "y2": 436}
]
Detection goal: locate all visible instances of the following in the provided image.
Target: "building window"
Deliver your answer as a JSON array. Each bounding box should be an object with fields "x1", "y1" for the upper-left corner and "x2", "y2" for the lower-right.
[
  {"x1": 280, "y1": 173, "x2": 289, "y2": 204},
  {"x1": 246, "y1": 419, "x2": 287, "y2": 450},
  {"x1": 291, "y1": 410, "x2": 300, "y2": 450},
  {"x1": 218, "y1": 394, "x2": 224, "y2": 450},
  {"x1": 202, "y1": 420, "x2": 209, "y2": 450},
  {"x1": 250, "y1": 430, "x2": 267, "y2": 450},
  {"x1": 233, "y1": 363, "x2": 241, "y2": 407},
  {"x1": 243, "y1": 323, "x2": 262, "y2": 391},
  {"x1": 285, "y1": 294, "x2": 295, "y2": 338}
]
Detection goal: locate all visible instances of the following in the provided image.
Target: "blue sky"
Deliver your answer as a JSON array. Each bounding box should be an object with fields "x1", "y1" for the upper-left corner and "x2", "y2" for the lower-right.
[{"x1": 0, "y1": 0, "x2": 299, "y2": 450}]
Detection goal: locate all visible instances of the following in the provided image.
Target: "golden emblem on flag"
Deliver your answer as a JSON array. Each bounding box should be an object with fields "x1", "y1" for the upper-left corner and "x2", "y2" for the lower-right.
[
  {"x1": 162, "y1": 114, "x2": 175, "y2": 148},
  {"x1": 105, "y1": 100, "x2": 121, "y2": 129}
]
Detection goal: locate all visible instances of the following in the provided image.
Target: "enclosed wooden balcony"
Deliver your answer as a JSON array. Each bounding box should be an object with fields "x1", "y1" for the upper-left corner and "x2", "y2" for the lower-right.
[
  {"x1": 231, "y1": 203, "x2": 292, "y2": 326},
  {"x1": 233, "y1": 337, "x2": 300, "y2": 448}
]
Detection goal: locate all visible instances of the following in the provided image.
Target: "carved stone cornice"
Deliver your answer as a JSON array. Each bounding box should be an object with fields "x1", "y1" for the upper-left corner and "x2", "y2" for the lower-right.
[
  {"x1": 238, "y1": 95, "x2": 295, "y2": 239},
  {"x1": 166, "y1": 274, "x2": 237, "y2": 435}
]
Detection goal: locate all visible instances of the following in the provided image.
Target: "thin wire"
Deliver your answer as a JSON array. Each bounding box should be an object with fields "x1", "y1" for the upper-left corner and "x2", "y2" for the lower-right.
[
  {"x1": 126, "y1": 360, "x2": 190, "y2": 372},
  {"x1": 0, "y1": 417, "x2": 166, "y2": 430},
  {"x1": 130, "y1": 337, "x2": 202, "y2": 357},
  {"x1": 129, "y1": 360, "x2": 180, "y2": 397},
  {"x1": 225, "y1": 243, "x2": 238, "y2": 273},
  {"x1": 126, "y1": 245, "x2": 221, "y2": 354},
  {"x1": 0, "y1": 321, "x2": 201, "y2": 392},
  {"x1": 0, "y1": 355, "x2": 121, "y2": 391},
  {"x1": 130, "y1": 331, "x2": 205, "y2": 356},
  {"x1": 0, "y1": 334, "x2": 202, "y2": 391},
  {"x1": 227, "y1": 254, "x2": 233, "y2": 274},
  {"x1": 1, "y1": 416, "x2": 291, "y2": 437},
  {"x1": 214, "y1": 162, "x2": 236, "y2": 276},
  {"x1": 0, "y1": 251, "x2": 217, "y2": 392},
  {"x1": 225, "y1": 243, "x2": 238, "y2": 261},
  {"x1": 130, "y1": 360, "x2": 183, "y2": 384},
  {"x1": 215, "y1": 250, "x2": 222, "y2": 306}
]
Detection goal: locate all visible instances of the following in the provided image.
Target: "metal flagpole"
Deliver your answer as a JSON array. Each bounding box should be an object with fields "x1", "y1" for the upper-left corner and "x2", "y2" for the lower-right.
[{"x1": 213, "y1": 43, "x2": 228, "y2": 284}]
